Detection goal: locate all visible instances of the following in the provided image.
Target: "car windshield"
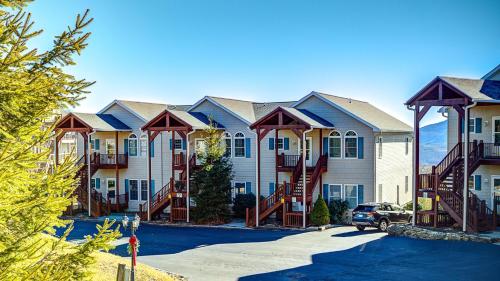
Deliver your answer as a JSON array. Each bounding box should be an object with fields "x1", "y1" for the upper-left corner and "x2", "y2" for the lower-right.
[{"x1": 353, "y1": 205, "x2": 377, "y2": 212}]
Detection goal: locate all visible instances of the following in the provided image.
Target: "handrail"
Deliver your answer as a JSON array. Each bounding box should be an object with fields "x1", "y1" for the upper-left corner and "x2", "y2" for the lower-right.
[
  {"x1": 277, "y1": 154, "x2": 301, "y2": 168},
  {"x1": 435, "y1": 142, "x2": 462, "y2": 178},
  {"x1": 291, "y1": 154, "x2": 303, "y2": 184},
  {"x1": 246, "y1": 182, "x2": 286, "y2": 226},
  {"x1": 306, "y1": 155, "x2": 327, "y2": 195},
  {"x1": 150, "y1": 178, "x2": 172, "y2": 211}
]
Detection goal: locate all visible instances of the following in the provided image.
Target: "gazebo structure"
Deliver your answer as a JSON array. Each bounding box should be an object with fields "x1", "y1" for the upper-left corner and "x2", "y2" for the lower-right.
[
  {"x1": 405, "y1": 76, "x2": 498, "y2": 232},
  {"x1": 140, "y1": 109, "x2": 224, "y2": 222},
  {"x1": 248, "y1": 107, "x2": 333, "y2": 228},
  {"x1": 53, "y1": 112, "x2": 131, "y2": 217}
]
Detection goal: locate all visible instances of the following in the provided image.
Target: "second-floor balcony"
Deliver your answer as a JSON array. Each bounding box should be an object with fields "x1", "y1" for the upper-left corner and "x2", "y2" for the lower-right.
[
  {"x1": 91, "y1": 153, "x2": 128, "y2": 169},
  {"x1": 277, "y1": 153, "x2": 301, "y2": 171}
]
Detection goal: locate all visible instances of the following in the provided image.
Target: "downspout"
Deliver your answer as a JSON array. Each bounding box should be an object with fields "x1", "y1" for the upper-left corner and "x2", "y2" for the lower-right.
[
  {"x1": 463, "y1": 101, "x2": 477, "y2": 232},
  {"x1": 249, "y1": 130, "x2": 259, "y2": 227},
  {"x1": 302, "y1": 128, "x2": 313, "y2": 228},
  {"x1": 186, "y1": 130, "x2": 195, "y2": 223},
  {"x1": 88, "y1": 130, "x2": 96, "y2": 217},
  {"x1": 406, "y1": 105, "x2": 417, "y2": 226}
]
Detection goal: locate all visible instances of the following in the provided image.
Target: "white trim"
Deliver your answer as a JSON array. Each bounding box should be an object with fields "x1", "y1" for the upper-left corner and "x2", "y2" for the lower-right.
[
  {"x1": 344, "y1": 130, "x2": 358, "y2": 159},
  {"x1": 128, "y1": 179, "x2": 140, "y2": 201},
  {"x1": 327, "y1": 184, "x2": 343, "y2": 203},
  {"x1": 98, "y1": 100, "x2": 148, "y2": 122},
  {"x1": 297, "y1": 137, "x2": 313, "y2": 166},
  {"x1": 106, "y1": 178, "x2": 117, "y2": 201},
  {"x1": 344, "y1": 183, "x2": 359, "y2": 209},
  {"x1": 491, "y1": 175, "x2": 500, "y2": 209},
  {"x1": 224, "y1": 131, "x2": 232, "y2": 158},
  {"x1": 128, "y1": 133, "x2": 138, "y2": 157},
  {"x1": 492, "y1": 116, "x2": 500, "y2": 144},
  {"x1": 291, "y1": 91, "x2": 381, "y2": 132},
  {"x1": 328, "y1": 130, "x2": 342, "y2": 159},
  {"x1": 188, "y1": 96, "x2": 252, "y2": 125},
  {"x1": 233, "y1": 132, "x2": 246, "y2": 158}
]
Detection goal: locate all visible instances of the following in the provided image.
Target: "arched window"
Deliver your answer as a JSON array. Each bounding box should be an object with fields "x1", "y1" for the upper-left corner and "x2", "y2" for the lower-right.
[
  {"x1": 328, "y1": 131, "x2": 342, "y2": 158},
  {"x1": 140, "y1": 134, "x2": 148, "y2": 156},
  {"x1": 224, "y1": 132, "x2": 232, "y2": 157},
  {"x1": 128, "y1": 134, "x2": 138, "y2": 156},
  {"x1": 344, "y1": 131, "x2": 358, "y2": 158},
  {"x1": 234, "y1": 132, "x2": 245, "y2": 157}
]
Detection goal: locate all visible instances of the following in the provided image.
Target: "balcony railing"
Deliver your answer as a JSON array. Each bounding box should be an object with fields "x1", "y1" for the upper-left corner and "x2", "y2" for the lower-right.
[
  {"x1": 173, "y1": 152, "x2": 186, "y2": 166},
  {"x1": 277, "y1": 154, "x2": 301, "y2": 168},
  {"x1": 482, "y1": 143, "x2": 500, "y2": 159},
  {"x1": 93, "y1": 153, "x2": 128, "y2": 167}
]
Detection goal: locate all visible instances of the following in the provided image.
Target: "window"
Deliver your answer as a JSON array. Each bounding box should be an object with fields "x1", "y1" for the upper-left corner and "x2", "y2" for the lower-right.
[
  {"x1": 140, "y1": 180, "x2": 148, "y2": 201},
  {"x1": 174, "y1": 139, "x2": 182, "y2": 150},
  {"x1": 468, "y1": 118, "x2": 475, "y2": 133},
  {"x1": 233, "y1": 182, "x2": 246, "y2": 197},
  {"x1": 329, "y1": 131, "x2": 342, "y2": 158},
  {"x1": 234, "y1": 132, "x2": 245, "y2": 157},
  {"x1": 345, "y1": 184, "x2": 358, "y2": 209},
  {"x1": 140, "y1": 135, "x2": 148, "y2": 156},
  {"x1": 130, "y1": 180, "x2": 139, "y2": 200},
  {"x1": 405, "y1": 176, "x2": 409, "y2": 193},
  {"x1": 405, "y1": 137, "x2": 409, "y2": 155},
  {"x1": 494, "y1": 117, "x2": 500, "y2": 145},
  {"x1": 128, "y1": 134, "x2": 138, "y2": 156},
  {"x1": 344, "y1": 131, "x2": 358, "y2": 158},
  {"x1": 378, "y1": 137, "x2": 383, "y2": 159},
  {"x1": 328, "y1": 184, "x2": 342, "y2": 203},
  {"x1": 224, "y1": 132, "x2": 232, "y2": 157}
]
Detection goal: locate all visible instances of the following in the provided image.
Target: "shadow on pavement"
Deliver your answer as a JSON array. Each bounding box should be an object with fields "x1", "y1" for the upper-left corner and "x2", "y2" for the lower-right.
[
  {"x1": 59, "y1": 220, "x2": 303, "y2": 257},
  {"x1": 239, "y1": 236, "x2": 500, "y2": 281},
  {"x1": 331, "y1": 228, "x2": 381, "y2": 237}
]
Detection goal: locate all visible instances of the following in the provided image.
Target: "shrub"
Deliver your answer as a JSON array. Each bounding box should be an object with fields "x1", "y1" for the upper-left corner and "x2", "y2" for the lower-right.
[
  {"x1": 232, "y1": 193, "x2": 256, "y2": 218},
  {"x1": 328, "y1": 199, "x2": 349, "y2": 224},
  {"x1": 403, "y1": 201, "x2": 422, "y2": 211},
  {"x1": 310, "y1": 195, "x2": 330, "y2": 226}
]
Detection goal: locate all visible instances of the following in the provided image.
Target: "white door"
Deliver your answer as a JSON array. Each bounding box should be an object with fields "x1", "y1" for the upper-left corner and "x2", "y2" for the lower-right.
[
  {"x1": 492, "y1": 176, "x2": 500, "y2": 213},
  {"x1": 195, "y1": 139, "x2": 206, "y2": 165},
  {"x1": 493, "y1": 117, "x2": 500, "y2": 145},
  {"x1": 107, "y1": 178, "x2": 116, "y2": 203},
  {"x1": 299, "y1": 137, "x2": 313, "y2": 166}
]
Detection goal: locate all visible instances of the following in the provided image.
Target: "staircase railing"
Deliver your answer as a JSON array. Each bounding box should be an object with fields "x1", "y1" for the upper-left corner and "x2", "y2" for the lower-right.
[
  {"x1": 435, "y1": 142, "x2": 462, "y2": 179},
  {"x1": 150, "y1": 178, "x2": 172, "y2": 212},
  {"x1": 306, "y1": 155, "x2": 327, "y2": 196},
  {"x1": 174, "y1": 152, "x2": 186, "y2": 166},
  {"x1": 246, "y1": 183, "x2": 285, "y2": 227},
  {"x1": 277, "y1": 154, "x2": 301, "y2": 168},
  {"x1": 291, "y1": 154, "x2": 303, "y2": 185}
]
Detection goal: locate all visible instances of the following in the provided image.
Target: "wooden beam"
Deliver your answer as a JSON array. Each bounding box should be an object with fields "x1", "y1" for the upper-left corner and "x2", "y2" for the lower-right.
[
  {"x1": 453, "y1": 104, "x2": 465, "y2": 117},
  {"x1": 417, "y1": 105, "x2": 432, "y2": 121},
  {"x1": 177, "y1": 130, "x2": 187, "y2": 140},
  {"x1": 278, "y1": 112, "x2": 283, "y2": 126},
  {"x1": 416, "y1": 98, "x2": 467, "y2": 107},
  {"x1": 291, "y1": 128, "x2": 303, "y2": 139},
  {"x1": 438, "y1": 81, "x2": 443, "y2": 100},
  {"x1": 150, "y1": 130, "x2": 161, "y2": 141},
  {"x1": 258, "y1": 128, "x2": 272, "y2": 141}
]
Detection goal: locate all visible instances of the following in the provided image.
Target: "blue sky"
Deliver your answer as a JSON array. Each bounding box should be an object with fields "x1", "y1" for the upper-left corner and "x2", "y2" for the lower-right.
[{"x1": 25, "y1": 0, "x2": 500, "y2": 125}]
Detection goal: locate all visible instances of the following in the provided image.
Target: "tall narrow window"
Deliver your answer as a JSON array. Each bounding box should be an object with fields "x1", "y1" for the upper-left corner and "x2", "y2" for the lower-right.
[
  {"x1": 344, "y1": 131, "x2": 358, "y2": 158},
  {"x1": 224, "y1": 132, "x2": 232, "y2": 157},
  {"x1": 140, "y1": 134, "x2": 148, "y2": 156},
  {"x1": 329, "y1": 131, "x2": 342, "y2": 158},
  {"x1": 234, "y1": 132, "x2": 245, "y2": 157},
  {"x1": 140, "y1": 180, "x2": 148, "y2": 201},
  {"x1": 129, "y1": 180, "x2": 138, "y2": 201},
  {"x1": 378, "y1": 137, "x2": 383, "y2": 159},
  {"x1": 468, "y1": 118, "x2": 475, "y2": 133},
  {"x1": 128, "y1": 134, "x2": 138, "y2": 156}
]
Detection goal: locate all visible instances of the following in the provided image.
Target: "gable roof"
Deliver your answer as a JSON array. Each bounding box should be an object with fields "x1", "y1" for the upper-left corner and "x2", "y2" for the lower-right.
[
  {"x1": 282, "y1": 107, "x2": 334, "y2": 128},
  {"x1": 170, "y1": 110, "x2": 225, "y2": 129},
  {"x1": 439, "y1": 76, "x2": 500, "y2": 101},
  {"x1": 71, "y1": 113, "x2": 132, "y2": 131},
  {"x1": 293, "y1": 91, "x2": 412, "y2": 133},
  {"x1": 98, "y1": 100, "x2": 190, "y2": 122}
]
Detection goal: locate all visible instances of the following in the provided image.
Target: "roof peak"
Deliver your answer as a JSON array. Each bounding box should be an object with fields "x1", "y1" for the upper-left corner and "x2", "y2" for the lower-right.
[{"x1": 312, "y1": 91, "x2": 368, "y2": 104}]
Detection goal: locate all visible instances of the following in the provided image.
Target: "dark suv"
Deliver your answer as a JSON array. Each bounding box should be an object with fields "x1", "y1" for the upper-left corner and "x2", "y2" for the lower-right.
[{"x1": 351, "y1": 202, "x2": 412, "y2": 232}]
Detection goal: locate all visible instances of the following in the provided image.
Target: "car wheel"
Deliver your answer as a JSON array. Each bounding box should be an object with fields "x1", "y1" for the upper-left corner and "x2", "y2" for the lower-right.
[
  {"x1": 356, "y1": 225, "x2": 365, "y2": 231},
  {"x1": 378, "y1": 219, "x2": 389, "y2": 232}
]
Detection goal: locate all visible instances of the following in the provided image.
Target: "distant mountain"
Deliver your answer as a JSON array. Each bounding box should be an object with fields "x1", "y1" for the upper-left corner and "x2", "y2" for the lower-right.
[{"x1": 420, "y1": 120, "x2": 447, "y2": 166}]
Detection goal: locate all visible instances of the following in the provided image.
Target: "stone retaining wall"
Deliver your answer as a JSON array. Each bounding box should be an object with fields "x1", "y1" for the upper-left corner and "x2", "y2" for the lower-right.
[{"x1": 387, "y1": 224, "x2": 500, "y2": 243}]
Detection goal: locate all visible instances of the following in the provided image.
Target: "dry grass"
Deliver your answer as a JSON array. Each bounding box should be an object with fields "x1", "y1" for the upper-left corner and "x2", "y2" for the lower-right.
[{"x1": 92, "y1": 251, "x2": 181, "y2": 281}]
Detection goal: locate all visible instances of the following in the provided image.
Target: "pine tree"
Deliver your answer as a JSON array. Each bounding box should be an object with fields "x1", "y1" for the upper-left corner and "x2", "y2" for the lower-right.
[
  {"x1": 191, "y1": 120, "x2": 233, "y2": 224},
  {"x1": 0, "y1": 2, "x2": 120, "y2": 280},
  {"x1": 310, "y1": 195, "x2": 330, "y2": 226}
]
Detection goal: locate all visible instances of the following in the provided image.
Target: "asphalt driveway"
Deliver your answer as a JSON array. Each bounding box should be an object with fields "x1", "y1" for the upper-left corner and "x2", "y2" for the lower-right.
[{"x1": 65, "y1": 221, "x2": 500, "y2": 281}]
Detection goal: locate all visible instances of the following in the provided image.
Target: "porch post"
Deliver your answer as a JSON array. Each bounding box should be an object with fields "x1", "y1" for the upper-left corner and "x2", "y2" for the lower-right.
[
  {"x1": 319, "y1": 129, "x2": 323, "y2": 195},
  {"x1": 55, "y1": 133, "x2": 59, "y2": 166},
  {"x1": 275, "y1": 129, "x2": 278, "y2": 186},
  {"x1": 256, "y1": 128, "x2": 261, "y2": 227},
  {"x1": 302, "y1": 130, "x2": 307, "y2": 228},
  {"x1": 147, "y1": 129, "x2": 152, "y2": 221},
  {"x1": 115, "y1": 131, "x2": 120, "y2": 206},
  {"x1": 463, "y1": 108, "x2": 469, "y2": 232},
  {"x1": 186, "y1": 130, "x2": 191, "y2": 223},
  {"x1": 413, "y1": 105, "x2": 420, "y2": 226},
  {"x1": 84, "y1": 133, "x2": 91, "y2": 217},
  {"x1": 172, "y1": 131, "x2": 175, "y2": 182}
]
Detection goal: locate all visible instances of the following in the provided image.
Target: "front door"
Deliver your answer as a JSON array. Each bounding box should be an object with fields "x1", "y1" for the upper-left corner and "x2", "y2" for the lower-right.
[
  {"x1": 299, "y1": 137, "x2": 313, "y2": 166},
  {"x1": 493, "y1": 117, "x2": 500, "y2": 146},
  {"x1": 195, "y1": 139, "x2": 206, "y2": 165},
  {"x1": 492, "y1": 176, "x2": 500, "y2": 215},
  {"x1": 107, "y1": 178, "x2": 116, "y2": 203}
]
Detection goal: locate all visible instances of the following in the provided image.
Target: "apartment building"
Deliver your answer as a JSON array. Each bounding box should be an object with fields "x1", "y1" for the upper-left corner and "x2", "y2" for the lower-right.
[
  {"x1": 405, "y1": 64, "x2": 500, "y2": 232},
  {"x1": 54, "y1": 91, "x2": 413, "y2": 227}
]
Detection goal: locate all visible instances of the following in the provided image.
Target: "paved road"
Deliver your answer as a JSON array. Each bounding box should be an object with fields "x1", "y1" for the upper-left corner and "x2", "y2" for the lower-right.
[{"x1": 65, "y1": 221, "x2": 500, "y2": 281}]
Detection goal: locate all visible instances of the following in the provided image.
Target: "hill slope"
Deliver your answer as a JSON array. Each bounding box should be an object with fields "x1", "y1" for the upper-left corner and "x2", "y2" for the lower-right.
[{"x1": 420, "y1": 120, "x2": 447, "y2": 166}]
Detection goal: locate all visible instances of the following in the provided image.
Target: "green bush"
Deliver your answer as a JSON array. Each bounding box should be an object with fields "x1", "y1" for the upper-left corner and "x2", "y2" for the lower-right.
[
  {"x1": 328, "y1": 199, "x2": 349, "y2": 224},
  {"x1": 232, "y1": 193, "x2": 256, "y2": 218},
  {"x1": 310, "y1": 195, "x2": 330, "y2": 226},
  {"x1": 403, "y1": 201, "x2": 422, "y2": 211}
]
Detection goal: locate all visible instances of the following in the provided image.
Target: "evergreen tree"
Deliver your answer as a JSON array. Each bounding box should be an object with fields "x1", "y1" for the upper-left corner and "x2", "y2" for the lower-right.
[
  {"x1": 191, "y1": 120, "x2": 233, "y2": 224},
  {"x1": 0, "y1": 2, "x2": 120, "y2": 280},
  {"x1": 310, "y1": 195, "x2": 330, "y2": 226}
]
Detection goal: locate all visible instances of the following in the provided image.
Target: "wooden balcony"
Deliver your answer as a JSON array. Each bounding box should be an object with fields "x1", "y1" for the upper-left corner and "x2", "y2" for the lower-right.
[
  {"x1": 91, "y1": 153, "x2": 128, "y2": 169},
  {"x1": 276, "y1": 153, "x2": 301, "y2": 171},
  {"x1": 480, "y1": 143, "x2": 500, "y2": 164},
  {"x1": 173, "y1": 152, "x2": 187, "y2": 170}
]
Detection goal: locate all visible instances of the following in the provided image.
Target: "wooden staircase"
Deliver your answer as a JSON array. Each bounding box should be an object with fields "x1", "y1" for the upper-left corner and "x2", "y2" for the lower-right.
[
  {"x1": 246, "y1": 154, "x2": 328, "y2": 227},
  {"x1": 418, "y1": 142, "x2": 497, "y2": 232},
  {"x1": 73, "y1": 156, "x2": 110, "y2": 217}
]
